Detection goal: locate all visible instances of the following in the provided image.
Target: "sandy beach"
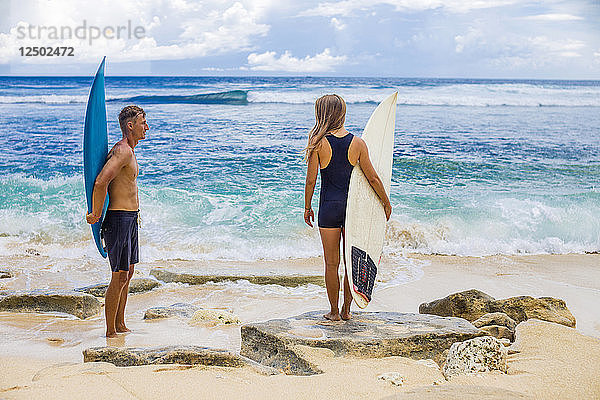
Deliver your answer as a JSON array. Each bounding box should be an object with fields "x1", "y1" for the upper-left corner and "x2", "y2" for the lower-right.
[{"x1": 1, "y1": 253, "x2": 599, "y2": 399}]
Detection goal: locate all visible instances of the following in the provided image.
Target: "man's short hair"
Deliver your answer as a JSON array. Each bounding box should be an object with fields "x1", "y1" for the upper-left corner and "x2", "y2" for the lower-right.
[{"x1": 118, "y1": 105, "x2": 146, "y2": 133}]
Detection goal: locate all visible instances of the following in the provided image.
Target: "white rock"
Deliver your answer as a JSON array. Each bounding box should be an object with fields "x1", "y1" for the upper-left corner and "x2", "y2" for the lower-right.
[{"x1": 442, "y1": 336, "x2": 508, "y2": 379}]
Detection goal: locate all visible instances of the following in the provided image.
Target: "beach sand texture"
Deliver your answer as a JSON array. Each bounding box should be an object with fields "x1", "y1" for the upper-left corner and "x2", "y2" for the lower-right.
[{"x1": 1, "y1": 253, "x2": 599, "y2": 399}]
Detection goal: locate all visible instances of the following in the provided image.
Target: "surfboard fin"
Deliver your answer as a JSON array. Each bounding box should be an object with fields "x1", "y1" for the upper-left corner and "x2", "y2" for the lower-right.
[{"x1": 351, "y1": 246, "x2": 377, "y2": 304}]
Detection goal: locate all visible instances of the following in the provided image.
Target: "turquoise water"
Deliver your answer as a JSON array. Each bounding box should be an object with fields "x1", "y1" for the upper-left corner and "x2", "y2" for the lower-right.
[{"x1": 0, "y1": 77, "x2": 599, "y2": 260}]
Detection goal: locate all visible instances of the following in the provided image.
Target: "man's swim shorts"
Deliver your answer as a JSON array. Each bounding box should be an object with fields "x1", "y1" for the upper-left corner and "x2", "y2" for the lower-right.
[{"x1": 101, "y1": 210, "x2": 139, "y2": 272}]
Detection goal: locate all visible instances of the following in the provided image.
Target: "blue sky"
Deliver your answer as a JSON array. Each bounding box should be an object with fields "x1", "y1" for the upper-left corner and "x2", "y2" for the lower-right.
[{"x1": 1, "y1": 0, "x2": 599, "y2": 78}]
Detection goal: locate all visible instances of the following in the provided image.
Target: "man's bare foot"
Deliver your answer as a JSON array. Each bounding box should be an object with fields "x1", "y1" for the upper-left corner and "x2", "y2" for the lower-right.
[
  {"x1": 116, "y1": 325, "x2": 131, "y2": 333},
  {"x1": 323, "y1": 311, "x2": 341, "y2": 321},
  {"x1": 106, "y1": 331, "x2": 118, "y2": 338}
]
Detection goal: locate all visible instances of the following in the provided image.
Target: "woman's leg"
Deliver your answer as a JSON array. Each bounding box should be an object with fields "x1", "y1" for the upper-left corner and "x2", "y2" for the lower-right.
[
  {"x1": 319, "y1": 227, "x2": 342, "y2": 321},
  {"x1": 340, "y1": 228, "x2": 353, "y2": 320}
]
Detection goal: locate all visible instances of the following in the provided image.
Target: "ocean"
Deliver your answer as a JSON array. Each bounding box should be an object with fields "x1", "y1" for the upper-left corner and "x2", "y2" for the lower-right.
[{"x1": 0, "y1": 76, "x2": 599, "y2": 267}]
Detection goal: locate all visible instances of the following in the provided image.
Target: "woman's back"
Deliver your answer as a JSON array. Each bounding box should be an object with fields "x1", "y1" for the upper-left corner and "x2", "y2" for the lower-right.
[{"x1": 319, "y1": 133, "x2": 354, "y2": 204}]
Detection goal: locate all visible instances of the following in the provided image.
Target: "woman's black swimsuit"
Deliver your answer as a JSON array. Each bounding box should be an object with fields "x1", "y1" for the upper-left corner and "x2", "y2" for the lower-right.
[{"x1": 318, "y1": 133, "x2": 355, "y2": 228}]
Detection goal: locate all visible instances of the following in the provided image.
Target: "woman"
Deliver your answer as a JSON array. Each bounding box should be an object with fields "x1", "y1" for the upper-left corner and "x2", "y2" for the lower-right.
[{"x1": 304, "y1": 94, "x2": 392, "y2": 321}]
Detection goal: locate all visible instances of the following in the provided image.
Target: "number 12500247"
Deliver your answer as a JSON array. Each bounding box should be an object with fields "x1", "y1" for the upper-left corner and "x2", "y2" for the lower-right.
[{"x1": 19, "y1": 47, "x2": 74, "y2": 56}]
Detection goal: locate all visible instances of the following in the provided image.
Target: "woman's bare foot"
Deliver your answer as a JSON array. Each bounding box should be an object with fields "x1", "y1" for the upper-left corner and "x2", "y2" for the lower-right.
[
  {"x1": 340, "y1": 305, "x2": 352, "y2": 320},
  {"x1": 106, "y1": 331, "x2": 118, "y2": 338},
  {"x1": 323, "y1": 311, "x2": 341, "y2": 321}
]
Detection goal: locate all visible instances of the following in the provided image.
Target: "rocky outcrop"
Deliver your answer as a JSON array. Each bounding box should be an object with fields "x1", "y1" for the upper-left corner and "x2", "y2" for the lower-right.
[
  {"x1": 442, "y1": 336, "x2": 508, "y2": 378},
  {"x1": 419, "y1": 289, "x2": 495, "y2": 322},
  {"x1": 0, "y1": 290, "x2": 102, "y2": 319},
  {"x1": 76, "y1": 278, "x2": 160, "y2": 297},
  {"x1": 191, "y1": 309, "x2": 240, "y2": 325},
  {"x1": 478, "y1": 325, "x2": 514, "y2": 341},
  {"x1": 492, "y1": 296, "x2": 575, "y2": 327},
  {"x1": 144, "y1": 303, "x2": 199, "y2": 320},
  {"x1": 150, "y1": 268, "x2": 324, "y2": 287},
  {"x1": 0, "y1": 270, "x2": 12, "y2": 279},
  {"x1": 473, "y1": 312, "x2": 517, "y2": 341},
  {"x1": 419, "y1": 290, "x2": 576, "y2": 328},
  {"x1": 83, "y1": 346, "x2": 246, "y2": 367},
  {"x1": 472, "y1": 312, "x2": 517, "y2": 330},
  {"x1": 240, "y1": 311, "x2": 484, "y2": 375}
]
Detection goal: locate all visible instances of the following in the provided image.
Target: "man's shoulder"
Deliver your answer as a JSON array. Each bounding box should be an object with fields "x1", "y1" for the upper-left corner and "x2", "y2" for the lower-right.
[{"x1": 111, "y1": 141, "x2": 134, "y2": 158}]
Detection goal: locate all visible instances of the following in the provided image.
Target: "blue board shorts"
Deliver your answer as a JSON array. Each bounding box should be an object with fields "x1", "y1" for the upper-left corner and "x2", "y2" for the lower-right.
[{"x1": 101, "y1": 210, "x2": 139, "y2": 272}]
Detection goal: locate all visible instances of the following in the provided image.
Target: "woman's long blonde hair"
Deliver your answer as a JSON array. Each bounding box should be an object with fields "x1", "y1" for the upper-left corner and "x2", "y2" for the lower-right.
[{"x1": 304, "y1": 94, "x2": 346, "y2": 161}]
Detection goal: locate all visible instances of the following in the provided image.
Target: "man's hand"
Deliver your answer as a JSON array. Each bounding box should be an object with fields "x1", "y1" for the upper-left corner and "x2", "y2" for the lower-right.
[
  {"x1": 86, "y1": 212, "x2": 100, "y2": 225},
  {"x1": 304, "y1": 208, "x2": 314, "y2": 227}
]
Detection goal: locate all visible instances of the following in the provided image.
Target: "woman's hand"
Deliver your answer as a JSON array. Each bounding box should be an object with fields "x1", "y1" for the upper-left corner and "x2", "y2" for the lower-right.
[
  {"x1": 384, "y1": 202, "x2": 392, "y2": 221},
  {"x1": 304, "y1": 208, "x2": 314, "y2": 227}
]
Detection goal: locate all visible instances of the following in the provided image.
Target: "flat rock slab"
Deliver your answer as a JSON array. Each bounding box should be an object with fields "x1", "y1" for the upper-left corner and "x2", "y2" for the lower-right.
[
  {"x1": 144, "y1": 303, "x2": 200, "y2": 319},
  {"x1": 240, "y1": 311, "x2": 484, "y2": 375},
  {"x1": 0, "y1": 290, "x2": 102, "y2": 319},
  {"x1": 76, "y1": 278, "x2": 161, "y2": 297},
  {"x1": 83, "y1": 345, "x2": 246, "y2": 368},
  {"x1": 150, "y1": 268, "x2": 324, "y2": 287}
]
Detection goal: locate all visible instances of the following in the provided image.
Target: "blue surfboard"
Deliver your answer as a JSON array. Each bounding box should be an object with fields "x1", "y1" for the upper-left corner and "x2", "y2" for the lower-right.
[{"x1": 84, "y1": 57, "x2": 109, "y2": 258}]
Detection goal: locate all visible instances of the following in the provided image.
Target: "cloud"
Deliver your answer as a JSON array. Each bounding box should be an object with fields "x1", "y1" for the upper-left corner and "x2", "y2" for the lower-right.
[
  {"x1": 330, "y1": 17, "x2": 347, "y2": 30},
  {"x1": 520, "y1": 13, "x2": 584, "y2": 21},
  {"x1": 0, "y1": 0, "x2": 271, "y2": 64},
  {"x1": 301, "y1": 0, "x2": 520, "y2": 17},
  {"x1": 247, "y1": 48, "x2": 347, "y2": 72},
  {"x1": 454, "y1": 27, "x2": 589, "y2": 70}
]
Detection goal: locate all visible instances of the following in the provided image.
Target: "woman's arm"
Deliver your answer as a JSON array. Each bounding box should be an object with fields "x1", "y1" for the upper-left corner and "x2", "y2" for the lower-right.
[
  {"x1": 356, "y1": 138, "x2": 392, "y2": 220},
  {"x1": 304, "y1": 148, "x2": 319, "y2": 227}
]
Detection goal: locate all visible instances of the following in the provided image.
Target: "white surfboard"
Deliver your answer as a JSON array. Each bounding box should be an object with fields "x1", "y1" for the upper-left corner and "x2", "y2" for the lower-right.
[{"x1": 344, "y1": 92, "x2": 397, "y2": 308}]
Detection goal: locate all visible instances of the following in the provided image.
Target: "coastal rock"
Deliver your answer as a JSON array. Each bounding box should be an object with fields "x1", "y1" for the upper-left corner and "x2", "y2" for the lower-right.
[
  {"x1": 419, "y1": 290, "x2": 576, "y2": 328},
  {"x1": 144, "y1": 303, "x2": 199, "y2": 320},
  {"x1": 240, "y1": 311, "x2": 484, "y2": 375},
  {"x1": 490, "y1": 296, "x2": 576, "y2": 327},
  {"x1": 191, "y1": 309, "x2": 240, "y2": 325},
  {"x1": 418, "y1": 289, "x2": 495, "y2": 322},
  {"x1": 76, "y1": 278, "x2": 160, "y2": 297},
  {"x1": 150, "y1": 268, "x2": 324, "y2": 287},
  {"x1": 478, "y1": 325, "x2": 514, "y2": 341},
  {"x1": 83, "y1": 346, "x2": 246, "y2": 368},
  {"x1": 472, "y1": 312, "x2": 516, "y2": 331},
  {"x1": 0, "y1": 290, "x2": 101, "y2": 319},
  {"x1": 0, "y1": 270, "x2": 12, "y2": 279},
  {"x1": 442, "y1": 336, "x2": 508, "y2": 379}
]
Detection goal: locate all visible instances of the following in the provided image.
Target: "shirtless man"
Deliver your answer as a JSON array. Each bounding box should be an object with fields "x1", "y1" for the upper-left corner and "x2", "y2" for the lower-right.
[{"x1": 86, "y1": 105, "x2": 148, "y2": 338}]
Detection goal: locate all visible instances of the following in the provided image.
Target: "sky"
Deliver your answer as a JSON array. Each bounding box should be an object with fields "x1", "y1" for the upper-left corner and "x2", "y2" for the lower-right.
[{"x1": 0, "y1": 0, "x2": 599, "y2": 78}]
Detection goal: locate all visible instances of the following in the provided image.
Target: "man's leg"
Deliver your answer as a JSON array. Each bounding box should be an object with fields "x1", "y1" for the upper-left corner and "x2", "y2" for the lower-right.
[
  {"x1": 115, "y1": 264, "x2": 134, "y2": 333},
  {"x1": 105, "y1": 270, "x2": 129, "y2": 338}
]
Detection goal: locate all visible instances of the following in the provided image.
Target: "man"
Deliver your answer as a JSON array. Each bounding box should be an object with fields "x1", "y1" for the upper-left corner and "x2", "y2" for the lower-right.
[{"x1": 86, "y1": 105, "x2": 148, "y2": 338}]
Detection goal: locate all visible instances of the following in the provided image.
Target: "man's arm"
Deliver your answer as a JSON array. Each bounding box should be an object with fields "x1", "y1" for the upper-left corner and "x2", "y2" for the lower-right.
[
  {"x1": 356, "y1": 138, "x2": 392, "y2": 220},
  {"x1": 86, "y1": 146, "x2": 131, "y2": 224}
]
